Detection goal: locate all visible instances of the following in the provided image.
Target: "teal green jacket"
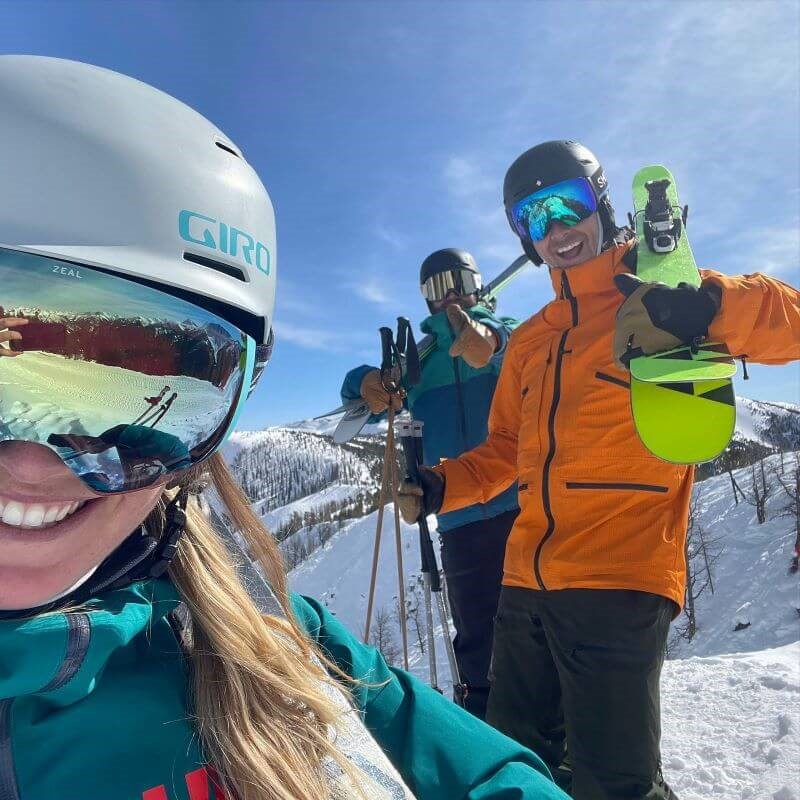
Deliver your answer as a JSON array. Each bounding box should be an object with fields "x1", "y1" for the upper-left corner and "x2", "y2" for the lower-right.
[
  {"x1": 0, "y1": 579, "x2": 565, "y2": 799},
  {"x1": 342, "y1": 307, "x2": 520, "y2": 532}
]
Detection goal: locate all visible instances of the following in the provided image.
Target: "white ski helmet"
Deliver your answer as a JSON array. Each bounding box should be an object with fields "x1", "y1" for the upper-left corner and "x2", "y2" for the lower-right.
[{"x1": 0, "y1": 55, "x2": 275, "y2": 351}]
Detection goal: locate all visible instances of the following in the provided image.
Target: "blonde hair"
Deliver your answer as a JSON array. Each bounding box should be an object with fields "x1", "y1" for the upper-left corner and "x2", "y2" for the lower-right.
[{"x1": 167, "y1": 454, "x2": 365, "y2": 800}]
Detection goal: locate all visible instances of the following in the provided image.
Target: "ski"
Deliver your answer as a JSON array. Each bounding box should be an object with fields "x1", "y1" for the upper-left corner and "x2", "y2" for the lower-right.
[
  {"x1": 628, "y1": 166, "x2": 736, "y2": 464},
  {"x1": 323, "y1": 254, "x2": 530, "y2": 444}
]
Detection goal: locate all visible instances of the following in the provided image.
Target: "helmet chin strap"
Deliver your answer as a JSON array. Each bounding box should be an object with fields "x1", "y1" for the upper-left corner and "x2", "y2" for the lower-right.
[
  {"x1": 596, "y1": 215, "x2": 604, "y2": 257},
  {"x1": 0, "y1": 487, "x2": 189, "y2": 620}
]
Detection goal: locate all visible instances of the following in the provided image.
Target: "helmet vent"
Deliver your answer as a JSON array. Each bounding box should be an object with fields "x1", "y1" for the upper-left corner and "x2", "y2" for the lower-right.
[
  {"x1": 214, "y1": 140, "x2": 241, "y2": 158},
  {"x1": 183, "y1": 251, "x2": 247, "y2": 282}
]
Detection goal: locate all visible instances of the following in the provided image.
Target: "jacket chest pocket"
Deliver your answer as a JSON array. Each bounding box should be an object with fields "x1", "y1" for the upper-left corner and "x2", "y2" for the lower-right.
[{"x1": 517, "y1": 344, "x2": 551, "y2": 462}]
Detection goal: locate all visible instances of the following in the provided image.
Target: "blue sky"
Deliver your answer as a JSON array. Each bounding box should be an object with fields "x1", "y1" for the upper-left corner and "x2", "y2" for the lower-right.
[{"x1": 2, "y1": 0, "x2": 798, "y2": 429}]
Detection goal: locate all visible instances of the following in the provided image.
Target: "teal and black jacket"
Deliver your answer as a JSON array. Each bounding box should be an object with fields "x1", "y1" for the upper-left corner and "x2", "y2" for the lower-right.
[
  {"x1": 0, "y1": 579, "x2": 566, "y2": 799},
  {"x1": 341, "y1": 307, "x2": 519, "y2": 532}
]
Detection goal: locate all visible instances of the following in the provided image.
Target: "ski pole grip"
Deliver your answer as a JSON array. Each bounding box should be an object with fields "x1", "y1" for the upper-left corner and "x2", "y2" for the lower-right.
[
  {"x1": 399, "y1": 432, "x2": 420, "y2": 485},
  {"x1": 397, "y1": 317, "x2": 421, "y2": 388},
  {"x1": 379, "y1": 327, "x2": 394, "y2": 374}
]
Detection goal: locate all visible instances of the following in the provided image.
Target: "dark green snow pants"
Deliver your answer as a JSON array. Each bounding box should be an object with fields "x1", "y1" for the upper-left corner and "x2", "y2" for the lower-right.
[{"x1": 486, "y1": 587, "x2": 678, "y2": 800}]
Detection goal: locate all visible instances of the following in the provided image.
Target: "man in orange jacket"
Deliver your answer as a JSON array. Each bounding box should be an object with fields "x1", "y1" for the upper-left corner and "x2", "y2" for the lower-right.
[{"x1": 398, "y1": 140, "x2": 800, "y2": 800}]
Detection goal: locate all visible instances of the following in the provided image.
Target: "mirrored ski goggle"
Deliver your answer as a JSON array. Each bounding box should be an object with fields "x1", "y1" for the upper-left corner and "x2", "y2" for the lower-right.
[
  {"x1": 420, "y1": 269, "x2": 482, "y2": 303},
  {"x1": 510, "y1": 177, "x2": 598, "y2": 242},
  {"x1": 0, "y1": 246, "x2": 266, "y2": 494}
]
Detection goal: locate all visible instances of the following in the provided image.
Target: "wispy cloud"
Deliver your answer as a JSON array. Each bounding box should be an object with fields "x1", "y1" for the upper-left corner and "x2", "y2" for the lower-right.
[
  {"x1": 441, "y1": 155, "x2": 521, "y2": 270},
  {"x1": 718, "y1": 222, "x2": 800, "y2": 281},
  {"x1": 444, "y1": 156, "x2": 496, "y2": 199},
  {"x1": 273, "y1": 319, "x2": 370, "y2": 354},
  {"x1": 440, "y1": 1, "x2": 799, "y2": 292},
  {"x1": 350, "y1": 277, "x2": 395, "y2": 307},
  {"x1": 374, "y1": 224, "x2": 408, "y2": 251}
]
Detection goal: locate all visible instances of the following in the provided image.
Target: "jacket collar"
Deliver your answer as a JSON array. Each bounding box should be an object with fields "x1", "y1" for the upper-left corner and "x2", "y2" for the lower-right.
[
  {"x1": 548, "y1": 240, "x2": 636, "y2": 299},
  {"x1": 0, "y1": 579, "x2": 181, "y2": 702}
]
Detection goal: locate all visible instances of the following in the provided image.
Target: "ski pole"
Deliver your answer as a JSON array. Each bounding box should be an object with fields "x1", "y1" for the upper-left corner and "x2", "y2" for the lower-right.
[
  {"x1": 136, "y1": 392, "x2": 177, "y2": 428},
  {"x1": 399, "y1": 418, "x2": 465, "y2": 701},
  {"x1": 398, "y1": 419, "x2": 438, "y2": 690},
  {"x1": 133, "y1": 385, "x2": 170, "y2": 424},
  {"x1": 363, "y1": 327, "x2": 409, "y2": 670},
  {"x1": 363, "y1": 433, "x2": 390, "y2": 644},
  {"x1": 386, "y1": 411, "x2": 409, "y2": 670}
]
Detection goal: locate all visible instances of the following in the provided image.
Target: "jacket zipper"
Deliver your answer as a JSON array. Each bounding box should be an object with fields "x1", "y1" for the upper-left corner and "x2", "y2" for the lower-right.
[
  {"x1": 595, "y1": 371, "x2": 630, "y2": 389},
  {"x1": 0, "y1": 613, "x2": 91, "y2": 800},
  {"x1": 534, "y1": 272, "x2": 578, "y2": 589},
  {"x1": 451, "y1": 357, "x2": 469, "y2": 452}
]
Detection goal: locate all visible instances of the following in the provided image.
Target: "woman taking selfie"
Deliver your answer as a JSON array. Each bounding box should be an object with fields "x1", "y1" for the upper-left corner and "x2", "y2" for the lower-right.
[{"x1": 0, "y1": 56, "x2": 564, "y2": 800}]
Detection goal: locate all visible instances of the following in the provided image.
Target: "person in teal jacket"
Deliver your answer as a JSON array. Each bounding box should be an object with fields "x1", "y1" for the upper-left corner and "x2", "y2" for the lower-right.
[
  {"x1": 341, "y1": 248, "x2": 520, "y2": 719},
  {"x1": 0, "y1": 56, "x2": 566, "y2": 800}
]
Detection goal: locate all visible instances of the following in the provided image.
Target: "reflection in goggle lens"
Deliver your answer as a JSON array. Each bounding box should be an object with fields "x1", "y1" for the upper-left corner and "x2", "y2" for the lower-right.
[
  {"x1": 0, "y1": 247, "x2": 257, "y2": 493},
  {"x1": 421, "y1": 269, "x2": 482, "y2": 302},
  {"x1": 511, "y1": 177, "x2": 598, "y2": 242}
]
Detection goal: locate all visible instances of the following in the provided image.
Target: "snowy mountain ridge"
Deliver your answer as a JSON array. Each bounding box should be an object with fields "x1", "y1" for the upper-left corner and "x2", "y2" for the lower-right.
[
  {"x1": 223, "y1": 397, "x2": 800, "y2": 555},
  {"x1": 737, "y1": 397, "x2": 800, "y2": 451}
]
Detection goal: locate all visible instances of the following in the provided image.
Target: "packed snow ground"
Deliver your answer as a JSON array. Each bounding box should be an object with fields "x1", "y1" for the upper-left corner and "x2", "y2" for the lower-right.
[
  {"x1": 289, "y1": 454, "x2": 800, "y2": 799},
  {"x1": 661, "y1": 643, "x2": 798, "y2": 800}
]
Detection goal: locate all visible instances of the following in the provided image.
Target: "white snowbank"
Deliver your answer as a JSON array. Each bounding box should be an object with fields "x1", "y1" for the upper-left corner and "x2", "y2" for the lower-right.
[{"x1": 662, "y1": 642, "x2": 799, "y2": 799}]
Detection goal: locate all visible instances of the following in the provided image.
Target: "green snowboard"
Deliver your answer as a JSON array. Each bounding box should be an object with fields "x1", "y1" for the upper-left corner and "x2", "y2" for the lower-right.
[{"x1": 629, "y1": 166, "x2": 736, "y2": 464}]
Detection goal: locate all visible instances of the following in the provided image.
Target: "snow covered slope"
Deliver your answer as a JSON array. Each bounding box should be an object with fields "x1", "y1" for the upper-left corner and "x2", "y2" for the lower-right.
[
  {"x1": 673, "y1": 452, "x2": 799, "y2": 658},
  {"x1": 223, "y1": 427, "x2": 380, "y2": 518},
  {"x1": 289, "y1": 505, "x2": 450, "y2": 683}
]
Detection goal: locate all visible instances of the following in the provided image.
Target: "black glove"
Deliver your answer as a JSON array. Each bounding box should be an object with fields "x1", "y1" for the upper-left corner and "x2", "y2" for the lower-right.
[
  {"x1": 613, "y1": 274, "x2": 720, "y2": 368},
  {"x1": 397, "y1": 466, "x2": 445, "y2": 524}
]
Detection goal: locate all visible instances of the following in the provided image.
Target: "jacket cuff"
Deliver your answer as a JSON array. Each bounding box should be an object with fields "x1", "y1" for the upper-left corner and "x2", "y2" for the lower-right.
[
  {"x1": 702, "y1": 271, "x2": 757, "y2": 352},
  {"x1": 482, "y1": 317, "x2": 510, "y2": 356},
  {"x1": 433, "y1": 459, "x2": 478, "y2": 514},
  {"x1": 340, "y1": 364, "x2": 376, "y2": 403}
]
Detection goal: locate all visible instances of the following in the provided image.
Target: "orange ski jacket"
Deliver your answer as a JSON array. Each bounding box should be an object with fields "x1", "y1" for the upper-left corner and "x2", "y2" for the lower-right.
[{"x1": 435, "y1": 241, "x2": 800, "y2": 608}]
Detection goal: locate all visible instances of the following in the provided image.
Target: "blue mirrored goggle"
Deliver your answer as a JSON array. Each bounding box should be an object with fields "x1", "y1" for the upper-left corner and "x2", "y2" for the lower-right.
[
  {"x1": 510, "y1": 177, "x2": 598, "y2": 242},
  {"x1": 0, "y1": 246, "x2": 262, "y2": 493}
]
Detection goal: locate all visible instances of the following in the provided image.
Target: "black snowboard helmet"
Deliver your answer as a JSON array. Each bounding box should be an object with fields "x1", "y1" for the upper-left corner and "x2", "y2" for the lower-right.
[
  {"x1": 503, "y1": 140, "x2": 619, "y2": 265},
  {"x1": 419, "y1": 248, "x2": 482, "y2": 312}
]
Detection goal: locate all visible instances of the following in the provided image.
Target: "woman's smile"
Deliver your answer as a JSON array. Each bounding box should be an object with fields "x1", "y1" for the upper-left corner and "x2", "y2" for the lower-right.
[{"x1": 0, "y1": 493, "x2": 88, "y2": 530}]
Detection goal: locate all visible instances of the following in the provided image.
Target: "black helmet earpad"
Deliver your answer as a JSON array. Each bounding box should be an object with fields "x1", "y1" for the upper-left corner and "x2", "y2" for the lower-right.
[
  {"x1": 521, "y1": 238, "x2": 543, "y2": 266},
  {"x1": 598, "y1": 196, "x2": 618, "y2": 247}
]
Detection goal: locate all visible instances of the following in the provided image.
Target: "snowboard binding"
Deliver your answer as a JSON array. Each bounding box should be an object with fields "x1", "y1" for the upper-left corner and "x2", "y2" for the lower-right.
[{"x1": 639, "y1": 178, "x2": 687, "y2": 254}]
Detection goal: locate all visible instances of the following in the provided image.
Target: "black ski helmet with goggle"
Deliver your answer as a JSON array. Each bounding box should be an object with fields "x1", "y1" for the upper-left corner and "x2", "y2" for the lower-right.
[
  {"x1": 419, "y1": 248, "x2": 482, "y2": 312},
  {"x1": 503, "y1": 140, "x2": 619, "y2": 265}
]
